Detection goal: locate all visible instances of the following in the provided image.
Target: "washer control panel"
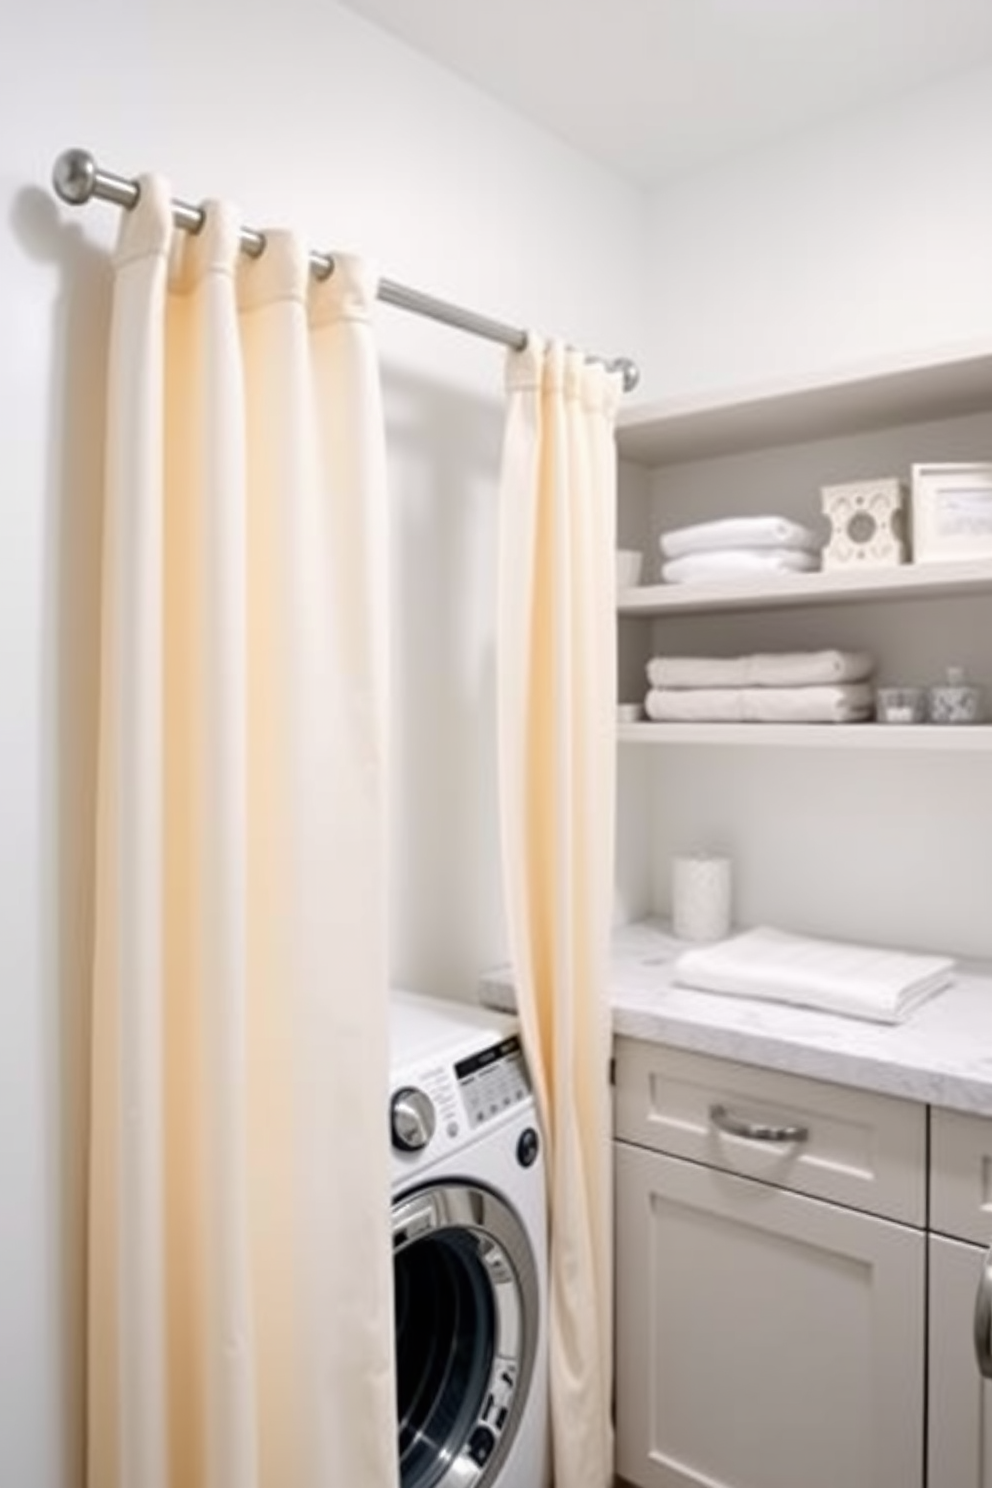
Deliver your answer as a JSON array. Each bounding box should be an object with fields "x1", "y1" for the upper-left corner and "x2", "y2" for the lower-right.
[
  {"x1": 391, "y1": 1033, "x2": 533, "y2": 1168},
  {"x1": 455, "y1": 1035, "x2": 530, "y2": 1128}
]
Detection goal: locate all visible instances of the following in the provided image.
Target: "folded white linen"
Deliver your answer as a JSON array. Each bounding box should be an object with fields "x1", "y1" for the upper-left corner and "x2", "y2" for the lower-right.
[
  {"x1": 646, "y1": 650, "x2": 874, "y2": 690},
  {"x1": 644, "y1": 683, "x2": 874, "y2": 723},
  {"x1": 660, "y1": 516, "x2": 822, "y2": 559},
  {"x1": 673, "y1": 925, "x2": 954, "y2": 1024},
  {"x1": 661, "y1": 549, "x2": 819, "y2": 584}
]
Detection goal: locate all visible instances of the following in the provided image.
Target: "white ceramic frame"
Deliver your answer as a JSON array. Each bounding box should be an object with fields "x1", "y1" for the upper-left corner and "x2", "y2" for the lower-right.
[{"x1": 911, "y1": 462, "x2": 992, "y2": 564}]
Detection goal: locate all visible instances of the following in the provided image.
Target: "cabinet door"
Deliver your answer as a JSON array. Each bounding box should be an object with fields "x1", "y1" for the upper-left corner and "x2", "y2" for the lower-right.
[
  {"x1": 928, "y1": 1235, "x2": 992, "y2": 1488},
  {"x1": 615, "y1": 1143, "x2": 924, "y2": 1488}
]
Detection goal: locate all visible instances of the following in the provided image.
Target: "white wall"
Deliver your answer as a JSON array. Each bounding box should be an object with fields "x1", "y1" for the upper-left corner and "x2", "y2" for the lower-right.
[
  {"x1": 0, "y1": 5, "x2": 649, "y2": 1482},
  {"x1": 644, "y1": 63, "x2": 992, "y2": 400}
]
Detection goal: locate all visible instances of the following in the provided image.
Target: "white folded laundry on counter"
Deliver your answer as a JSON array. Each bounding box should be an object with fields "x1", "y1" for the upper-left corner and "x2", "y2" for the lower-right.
[
  {"x1": 661, "y1": 549, "x2": 819, "y2": 584},
  {"x1": 660, "y1": 515, "x2": 822, "y2": 559},
  {"x1": 644, "y1": 683, "x2": 874, "y2": 723},
  {"x1": 646, "y1": 650, "x2": 874, "y2": 690},
  {"x1": 673, "y1": 926, "x2": 955, "y2": 1024}
]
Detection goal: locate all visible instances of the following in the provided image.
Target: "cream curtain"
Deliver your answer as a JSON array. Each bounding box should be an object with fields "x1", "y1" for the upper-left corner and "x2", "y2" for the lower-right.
[
  {"x1": 88, "y1": 177, "x2": 397, "y2": 1488},
  {"x1": 497, "y1": 339, "x2": 622, "y2": 1488}
]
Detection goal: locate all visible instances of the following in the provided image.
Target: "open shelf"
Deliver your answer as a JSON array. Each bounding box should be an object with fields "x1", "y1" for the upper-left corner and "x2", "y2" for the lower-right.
[
  {"x1": 613, "y1": 340, "x2": 992, "y2": 970},
  {"x1": 617, "y1": 722, "x2": 992, "y2": 751},
  {"x1": 617, "y1": 341, "x2": 992, "y2": 466},
  {"x1": 618, "y1": 558, "x2": 992, "y2": 617}
]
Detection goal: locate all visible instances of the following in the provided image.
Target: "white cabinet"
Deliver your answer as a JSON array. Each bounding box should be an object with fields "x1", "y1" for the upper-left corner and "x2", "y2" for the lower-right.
[
  {"x1": 613, "y1": 1043, "x2": 992, "y2": 1488},
  {"x1": 614, "y1": 343, "x2": 992, "y2": 961},
  {"x1": 927, "y1": 1110, "x2": 992, "y2": 1488},
  {"x1": 613, "y1": 1041, "x2": 926, "y2": 1488},
  {"x1": 927, "y1": 1237, "x2": 992, "y2": 1488},
  {"x1": 610, "y1": 344, "x2": 992, "y2": 1482}
]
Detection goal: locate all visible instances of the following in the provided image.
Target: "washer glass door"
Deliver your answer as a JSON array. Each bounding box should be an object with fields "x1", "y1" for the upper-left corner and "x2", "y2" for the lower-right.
[{"x1": 393, "y1": 1181, "x2": 538, "y2": 1488}]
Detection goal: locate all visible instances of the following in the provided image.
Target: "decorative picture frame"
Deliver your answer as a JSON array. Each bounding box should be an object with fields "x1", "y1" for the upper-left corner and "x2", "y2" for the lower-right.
[
  {"x1": 911, "y1": 462, "x2": 992, "y2": 564},
  {"x1": 820, "y1": 477, "x2": 908, "y2": 569}
]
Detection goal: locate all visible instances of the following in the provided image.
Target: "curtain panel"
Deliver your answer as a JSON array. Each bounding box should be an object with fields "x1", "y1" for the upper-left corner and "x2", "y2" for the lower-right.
[
  {"x1": 497, "y1": 338, "x2": 621, "y2": 1488},
  {"x1": 87, "y1": 176, "x2": 397, "y2": 1488}
]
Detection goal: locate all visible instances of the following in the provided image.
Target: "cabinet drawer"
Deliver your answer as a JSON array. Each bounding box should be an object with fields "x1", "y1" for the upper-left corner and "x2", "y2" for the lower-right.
[
  {"x1": 930, "y1": 1108, "x2": 992, "y2": 1246},
  {"x1": 614, "y1": 1039, "x2": 926, "y2": 1225}
]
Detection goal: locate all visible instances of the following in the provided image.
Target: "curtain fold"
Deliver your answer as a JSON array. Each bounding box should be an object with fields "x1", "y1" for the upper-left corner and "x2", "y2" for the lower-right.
[
  {"x1": 88, "y1": 176, "x2": 397, "y2": 1488},
  {"x1": 497, "y1": 338, "x2": 622, "y2": 1488}
]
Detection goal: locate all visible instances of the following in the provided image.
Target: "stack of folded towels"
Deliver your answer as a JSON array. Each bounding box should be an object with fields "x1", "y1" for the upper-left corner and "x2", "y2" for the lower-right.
[
  {"x1": 644, "y1": 649, "x2": 875, "y2": 723},
  {"x1": 659, "y1": 515, "x2": 822, "y2": 584}
]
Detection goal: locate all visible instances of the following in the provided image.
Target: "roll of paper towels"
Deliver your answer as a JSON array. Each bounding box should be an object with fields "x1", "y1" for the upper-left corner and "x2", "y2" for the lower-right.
[{"x1": 672, "y1": 854, "x2": 732, "y2": 942}]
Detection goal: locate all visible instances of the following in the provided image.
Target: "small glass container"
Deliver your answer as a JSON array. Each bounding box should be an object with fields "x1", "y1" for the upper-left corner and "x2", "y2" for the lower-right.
[
  {"x1": 927, "y1": 667, "x2": 985, "y2": 725},
  {"x1": 875, "y1": 686, "x2": 927, "y2": 724}
]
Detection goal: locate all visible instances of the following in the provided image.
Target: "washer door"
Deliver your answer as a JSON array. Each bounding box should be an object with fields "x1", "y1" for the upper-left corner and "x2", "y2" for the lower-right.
[{"x1": 393, "y1": 1180, "x2": 539, "y2": 1488}]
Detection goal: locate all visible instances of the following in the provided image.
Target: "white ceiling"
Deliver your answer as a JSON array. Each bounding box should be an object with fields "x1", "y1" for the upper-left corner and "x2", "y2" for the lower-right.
[{"x1": 336, "y1": 0, "x2": 992, "y2": 186}]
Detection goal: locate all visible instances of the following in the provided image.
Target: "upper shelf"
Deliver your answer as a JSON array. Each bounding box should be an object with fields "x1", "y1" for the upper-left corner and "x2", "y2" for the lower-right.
[
  {"x1": 616, "y1": 341, "x2": 992, "y2": 467},
  {"x1": 618, "y1": 557, "x2": 992, "y2": 617},
  {"x1": 618, "y1": 722, "x2": 992, "y2": 752}
]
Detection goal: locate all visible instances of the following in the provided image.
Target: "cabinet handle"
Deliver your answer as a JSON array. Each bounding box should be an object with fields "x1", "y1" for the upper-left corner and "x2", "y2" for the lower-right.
[
  {"x1": 709, "y1": 1103, "x2": 809, "y2": 1145},
  {"x1": 975, "y1": 1247, "x2": 992, "y2": 1380}
]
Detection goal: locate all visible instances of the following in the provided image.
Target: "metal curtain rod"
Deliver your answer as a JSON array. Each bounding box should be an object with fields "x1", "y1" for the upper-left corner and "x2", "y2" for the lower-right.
[{"x1": 51, "y1": 148, "x2": 640, "y2": 392}]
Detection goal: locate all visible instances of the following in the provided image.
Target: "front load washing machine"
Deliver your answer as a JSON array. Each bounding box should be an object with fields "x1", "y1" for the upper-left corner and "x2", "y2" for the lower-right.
[{"x1": 389, "y1": 990, "x2": 549, "y2": 1488}]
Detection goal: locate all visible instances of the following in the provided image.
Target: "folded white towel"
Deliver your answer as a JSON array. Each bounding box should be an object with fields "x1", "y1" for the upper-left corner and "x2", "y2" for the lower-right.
[
  {"x1": 673, "y1": 926, "x2": 954, "y2": 1024},
  {"x1": 660, "y1": 516, "x2": 822, "y2": 559},
  {"x1": 646, "y1": 650, "x2": 874, "y2": 690},
  {"x1": 661, "y1": 549, "x2": 820, "y2": 584},
  {"x1": 644, "y1": 683, "x2": 874, "y2": 723}
]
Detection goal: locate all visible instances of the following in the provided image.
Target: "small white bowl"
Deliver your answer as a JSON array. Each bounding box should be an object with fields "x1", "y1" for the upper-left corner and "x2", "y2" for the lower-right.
[
  {"x1": 617, "y1": 703, "x2": 643, "y2": 724},
  {"x1": 615, "y1": 549, "x2": 643, "y2": 589}
]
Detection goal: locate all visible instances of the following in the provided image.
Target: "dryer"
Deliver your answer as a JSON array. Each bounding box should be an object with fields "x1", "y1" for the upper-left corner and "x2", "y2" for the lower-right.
[{"x1": 389, "y1": 990, "x2": 549, "y2": 1488}]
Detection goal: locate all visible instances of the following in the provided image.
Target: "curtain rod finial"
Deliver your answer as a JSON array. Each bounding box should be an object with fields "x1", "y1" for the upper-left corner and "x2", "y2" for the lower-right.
[
  {"x1": 52, "y1": 148, "x2": 97, "y2": 205},
  {"x1": 612, "y1": 357, "x2": 640, "y2": 393}
]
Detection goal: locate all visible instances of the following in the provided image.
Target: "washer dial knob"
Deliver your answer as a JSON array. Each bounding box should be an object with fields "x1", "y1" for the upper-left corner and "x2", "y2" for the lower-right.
[{"x1": 390, "y1": 1086, "x2": 436, "y2": 1152}]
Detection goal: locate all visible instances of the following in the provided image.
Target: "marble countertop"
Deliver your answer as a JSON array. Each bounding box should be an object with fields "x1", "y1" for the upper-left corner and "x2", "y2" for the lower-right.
[{"x1": 479, "y1": 918, "x2": 992, "y2": 1117}]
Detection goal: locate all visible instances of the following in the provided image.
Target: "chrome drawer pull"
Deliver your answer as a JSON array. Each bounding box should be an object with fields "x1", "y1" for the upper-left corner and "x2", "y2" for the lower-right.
[
  {"x1": 974, "y1": 1247, "x2": 992, "y2": 1380},
  {"x1": 709, "y1": 1103, "x2": 809, "y2": 1145}
]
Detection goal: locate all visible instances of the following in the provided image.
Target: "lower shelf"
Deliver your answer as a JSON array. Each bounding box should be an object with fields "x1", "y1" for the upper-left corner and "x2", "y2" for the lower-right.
[{"x1": 617, "y1": 722, "x2": 992, "y2": 751}]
